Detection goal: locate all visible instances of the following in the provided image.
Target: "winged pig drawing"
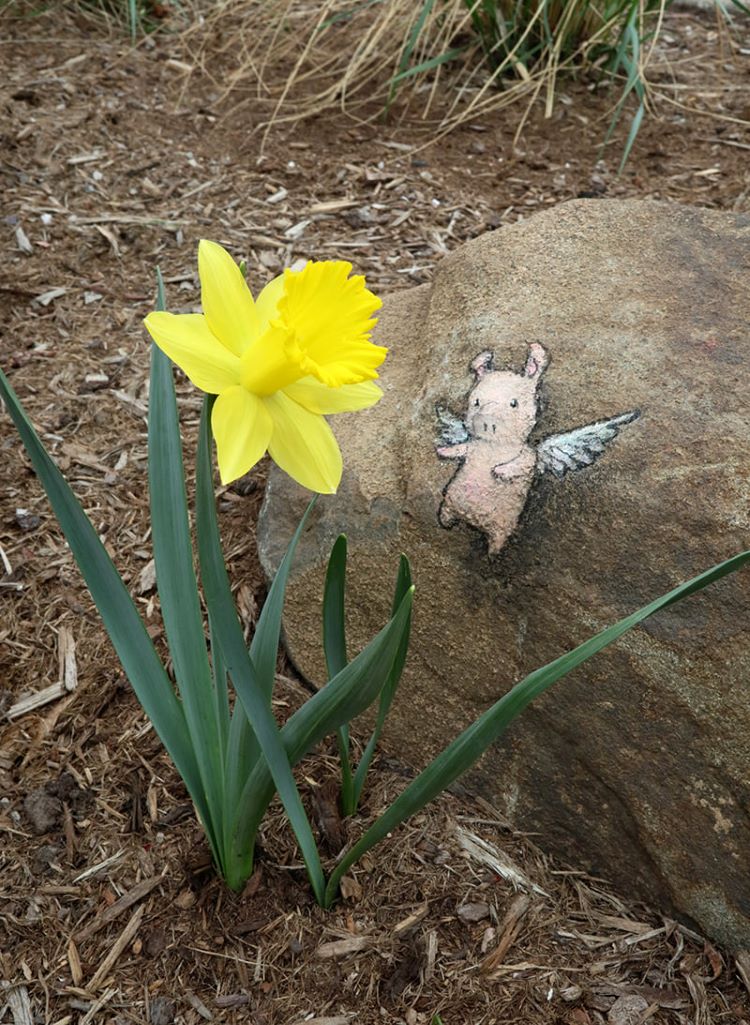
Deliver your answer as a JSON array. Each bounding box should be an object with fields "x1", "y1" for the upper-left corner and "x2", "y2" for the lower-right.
[{"x1": 435, "y1": 344, "x2": 639, "y2": 555}]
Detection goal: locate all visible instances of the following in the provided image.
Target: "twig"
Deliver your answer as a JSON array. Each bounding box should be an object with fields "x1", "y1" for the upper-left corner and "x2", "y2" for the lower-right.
[
  {"x1": 86, "y1": 905, "x2": 145, "y2": 989},
  {"x1": 74, "y1": 874, "x2": 162, "y2": 942}
]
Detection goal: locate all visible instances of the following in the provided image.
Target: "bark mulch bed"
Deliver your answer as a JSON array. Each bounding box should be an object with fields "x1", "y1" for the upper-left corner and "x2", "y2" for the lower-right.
[{"x1": 1, "y1": 4, "x2": 750, "y2": 1023}]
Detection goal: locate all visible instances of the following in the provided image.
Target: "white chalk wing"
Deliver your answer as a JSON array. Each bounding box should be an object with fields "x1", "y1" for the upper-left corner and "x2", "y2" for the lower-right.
[
  {"x1": 435, "y1": 404, "x2": 470, "y2": 446},
  {"x1": 536, "y1": 410, "x2": 639, "y2": 478}
]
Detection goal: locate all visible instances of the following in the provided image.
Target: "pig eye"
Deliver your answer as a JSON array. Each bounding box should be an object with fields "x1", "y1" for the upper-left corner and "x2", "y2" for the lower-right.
[
  {"x1": 510, "y1": 398, "x2": 518, "y2": 408},
  {"x1": 474, "y1": 399, "x2": 480, "y2": 407}
]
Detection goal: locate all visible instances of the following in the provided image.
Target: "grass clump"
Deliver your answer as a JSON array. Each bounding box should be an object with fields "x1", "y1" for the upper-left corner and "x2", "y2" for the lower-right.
[{"x1": 189, "y1": 0, "x2": 742, "y2": 166}]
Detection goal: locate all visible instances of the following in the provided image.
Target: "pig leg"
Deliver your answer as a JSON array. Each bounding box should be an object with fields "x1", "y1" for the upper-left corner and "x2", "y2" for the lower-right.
[{"x1": 486, "y1": 531, "x2": 509, "y2": 557}]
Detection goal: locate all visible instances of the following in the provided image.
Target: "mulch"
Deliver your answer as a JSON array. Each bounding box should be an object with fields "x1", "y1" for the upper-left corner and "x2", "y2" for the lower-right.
[{"x1": 1, "y1": 3, "x2": 750, "y2": 1022}]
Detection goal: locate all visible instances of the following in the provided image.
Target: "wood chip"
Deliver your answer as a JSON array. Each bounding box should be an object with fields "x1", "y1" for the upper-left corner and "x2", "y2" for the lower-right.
[
  {"x1": 73, "y1": 850, "x2": 124, "y2": 883},
  {"x1": 185, "y1": 990, "x2": 213, "y2": 1020},
  {"x1": 7, "y1": 680, "x2": 76, "y2": 720},
  {"x1": 67, "y1": 150, "x2": 105, "y2": 165},
  {"x1": 32, "y1": 287, "x2": 67, "y2": 306},
  {"x1": 315, "y1": 936, "x2": 369, "y2": 959},
  {"x1": 15, "y1": 225, "x2": 33, "y2": 255},
  {"x1": 86, "y1": 905, "x2": 145, "y2": 989},
  {"x1": 482, "y1": 894, "x2": 531, "y2": 974},
  {"x1": 736, "y1": 950, "x2": 750, "y2": 996},
  {"x1": 308, "y1": 199, "x2": 359, "y2": 214},
  {"x1": 594, "y1": 913, "x2": 652, "y2": 934},
  {"x1": 138, "y1": 559, "x2": 156, "y2": 594},
  {"x1": 423, "y1": 929, "x2": 438, "y2": 982},
  {"x1": 58, "y1": 626, "x2": 77, "y2": 693},
  {"x1": 339, "y1": 875, "x2": 362, "y2": 901},
  {"x1": 67, "y1": 940, "x2": 82, "y2": 986},
  {"x1": 291, "y1": 1018, "x2": 353, "y2": 1025},
  {"x1": 456, "y1": 827, "x2": 549, "y2": 897},
  {"x1": 393, "y1": 902, "x2": 429, "y2": 934},
  {"x1": 2, "y1": 984, "x2": 33, "y2": 1025},
  {"x1": 290, "y1": 1016, "x2": 354, "y2": 1025},
  {"x1": 74, "y1": 875, "x2": 162, "y2": 942},
  {"x1": 79, "y1": 987, "x2": 116, "y2": 1025}
]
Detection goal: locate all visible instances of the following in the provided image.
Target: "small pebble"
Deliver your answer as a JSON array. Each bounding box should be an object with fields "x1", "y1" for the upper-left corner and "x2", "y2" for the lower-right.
[
  {"x1": 149, "y1": 996, "x2": 176, "y2": 1025},
  {"x1": 15, "y1": 508, "x2": 41, "y2": 531},
  {"x1": 31, "y1": 844, "x2": 60, "y2": 876},
  {"x1": 23, "y1": 788, "x2": 63, "y2": 835},
  {"x1": 457, "y1": 900, "x2": 490, "y2": 923}
]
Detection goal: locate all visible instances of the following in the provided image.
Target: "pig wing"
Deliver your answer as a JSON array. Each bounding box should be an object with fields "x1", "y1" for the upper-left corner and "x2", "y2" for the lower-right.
[
  {"x1": 536, "y1": 410, "x2": 639, "y2": 479},
  {"x1": 435, "y1": 404, "x2": 470, "y2": 447}
]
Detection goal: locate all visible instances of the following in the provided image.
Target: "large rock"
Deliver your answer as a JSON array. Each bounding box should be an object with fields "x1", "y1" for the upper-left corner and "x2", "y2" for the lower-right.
[{"x1": 258, "y1": 199, "x2": 750, "y2": 949}]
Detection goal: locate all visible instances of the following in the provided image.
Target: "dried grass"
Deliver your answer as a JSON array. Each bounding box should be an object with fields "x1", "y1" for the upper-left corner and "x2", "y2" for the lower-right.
[{"x1": 180, "y1": 0, "x2": 744, "y2": 155}]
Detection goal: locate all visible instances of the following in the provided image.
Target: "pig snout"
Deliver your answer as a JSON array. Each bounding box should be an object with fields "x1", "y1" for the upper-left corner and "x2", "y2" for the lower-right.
[
  {"x1": 471, "y1": 406, "x2": 505, "y2": 438},
  {"x1": 469, "y1": 398, "x2": 526, "y2": 442}
]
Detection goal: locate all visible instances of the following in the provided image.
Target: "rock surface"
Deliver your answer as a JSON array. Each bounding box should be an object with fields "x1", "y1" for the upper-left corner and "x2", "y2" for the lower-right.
[{"x1": 258, "y1": 199, "x2": 750, "y2": 949}]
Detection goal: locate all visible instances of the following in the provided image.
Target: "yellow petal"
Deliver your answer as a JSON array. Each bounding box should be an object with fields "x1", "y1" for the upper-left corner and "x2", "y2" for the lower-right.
[
  {"x1": 240, "y1": 321, "x2": 301, "y2": 396},
  {"x1": 254, "y1": 273, "x2": 286, "y2": 334},
  {"x1": 211, "y1": 386, "x2": 273, "y2": 485},
  {"x1": 283, "y1": 377, "x2": 382, "y2": 414},
  {"x1": 265, "y1": 392, "x2": 343, "y2": 494},
  {"x1": 277, "y1": 261, "x2": 387, "y2": 388},
  {"x1": 198, "y1": 240, "x2": 260, "y2": 357},
  {"x1": 144, "y1": 311, "x2": 241, "y2": 394}
]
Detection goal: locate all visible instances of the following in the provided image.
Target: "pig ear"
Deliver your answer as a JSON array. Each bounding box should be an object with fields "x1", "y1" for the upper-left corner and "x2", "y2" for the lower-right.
[
  {"x1": 470, "y1": 351, "x2": 494, "y2": 379},
  {"x1": 524, "y1": 343, "x2": 549, "y2": 380}
]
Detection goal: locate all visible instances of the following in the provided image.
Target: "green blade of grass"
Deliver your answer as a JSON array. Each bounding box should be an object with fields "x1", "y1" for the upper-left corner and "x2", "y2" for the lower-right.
[
  {"x1": 387, "y1": 0, "x2": 436, "y2": 105},
  {"x1": 391, "y1": 46, "x2": 466, "y2": 86}
]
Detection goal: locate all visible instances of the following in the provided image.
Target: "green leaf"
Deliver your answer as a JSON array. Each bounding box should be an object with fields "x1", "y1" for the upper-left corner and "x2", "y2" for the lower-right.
[
  {"x1": 149, "y1": 273, "x2": 226, "y2": 863},
  {"x1": 323, "y1": 535, "x2": 354, "y2": 814},
  {"x1": 324, "y1": 548, "x2": 750, "y2": 905},
  {"x1": 352, "y1": 554, "x2": 412, "y2": 807},
  {"x1": 229, "y1": 584, "x2": 415, "y2": 875},
  {"x1": 0, "y1": 368, "x2": 209, "y2": 835},
  {"x1": 194, "y1": 396, "x2": 326, "y2": 900},
  {"x1": 323, "y1": 535, "x2": 349, "y2": 677},
  {"x1": 390, "y1": 46, "x2": 466, "y2": 86}
]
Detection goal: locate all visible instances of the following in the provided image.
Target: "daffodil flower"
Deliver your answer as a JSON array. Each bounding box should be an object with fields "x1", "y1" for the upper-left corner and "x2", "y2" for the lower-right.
[{"x1": 144, "y1": 241, "x2": 386, "y2": 492}]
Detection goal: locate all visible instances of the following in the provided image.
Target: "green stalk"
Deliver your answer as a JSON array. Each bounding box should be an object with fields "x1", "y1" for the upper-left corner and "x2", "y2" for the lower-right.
[{"x1": 195, "y1": 397, "x2": 326, "y2": 900}]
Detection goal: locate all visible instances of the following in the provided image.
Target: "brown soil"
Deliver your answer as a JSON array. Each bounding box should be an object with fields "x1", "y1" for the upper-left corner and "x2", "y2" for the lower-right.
[{"x1": 1, "y1": 4, "x2": 750, "y2": 1023}]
